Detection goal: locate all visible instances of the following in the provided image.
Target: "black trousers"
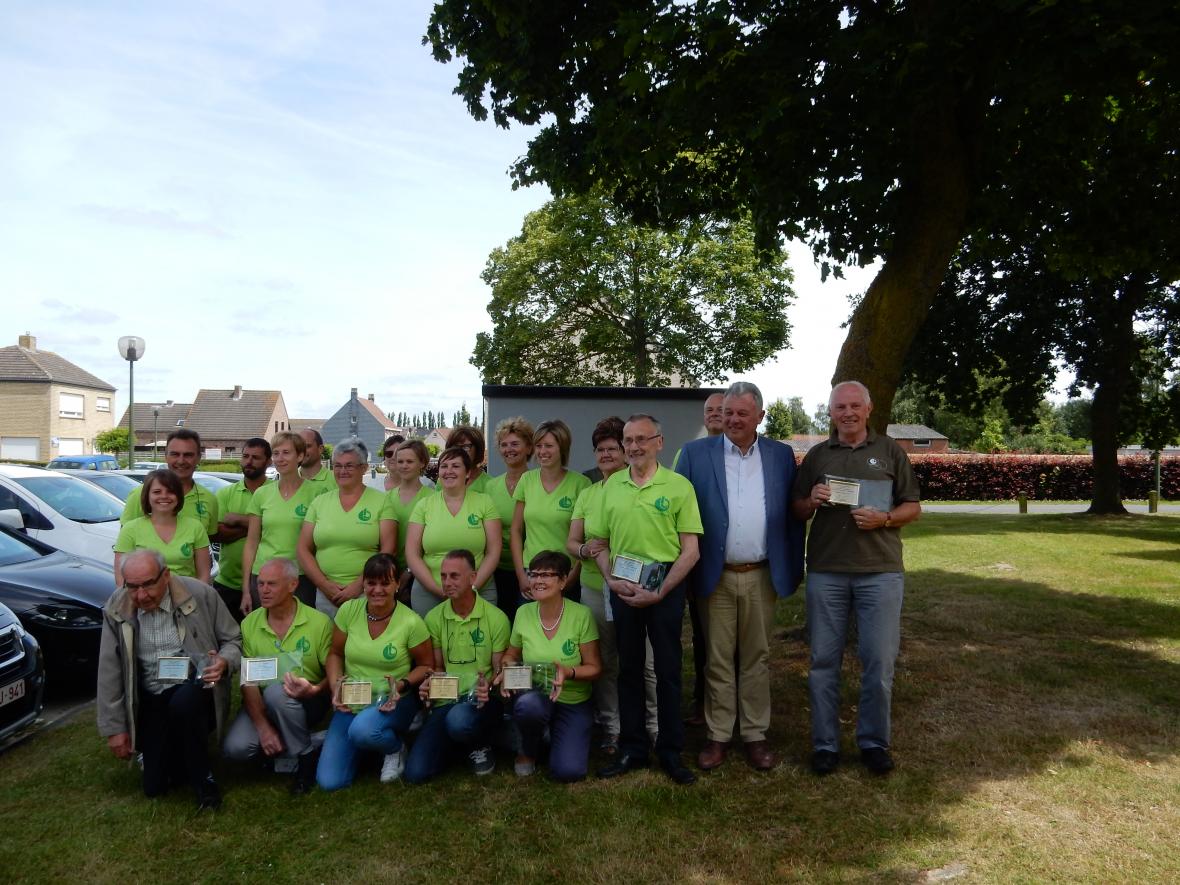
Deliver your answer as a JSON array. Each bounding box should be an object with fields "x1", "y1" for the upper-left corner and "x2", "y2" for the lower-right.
[{"x1": 137, "y1": 682, "x2": 214, "y2": 799}]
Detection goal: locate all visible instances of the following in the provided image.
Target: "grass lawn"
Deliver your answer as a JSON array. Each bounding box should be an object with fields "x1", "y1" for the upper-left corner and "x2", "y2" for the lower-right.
[{"x1": 2, "y1": 513, "x2": 1177, "y2": 884}]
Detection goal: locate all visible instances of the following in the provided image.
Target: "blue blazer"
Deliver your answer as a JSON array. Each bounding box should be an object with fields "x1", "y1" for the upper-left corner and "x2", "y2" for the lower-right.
[{"x1": 675, "y1": 434, "x2": 805, "y2": 598}]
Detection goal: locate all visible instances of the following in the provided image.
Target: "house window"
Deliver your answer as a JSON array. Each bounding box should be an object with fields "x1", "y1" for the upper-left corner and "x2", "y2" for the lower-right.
[
  {"x1": 912, "y1": 439, "x2": 931, "y2": 448},
  {"x1": 59, "y1": 392, "x2": 84, "y2": 418},
  {"x1": 96, "y1": 397, "x2": 111, "y2": 412}
]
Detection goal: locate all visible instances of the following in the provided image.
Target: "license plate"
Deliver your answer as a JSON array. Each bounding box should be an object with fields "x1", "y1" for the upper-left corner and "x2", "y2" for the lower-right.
[{"x1": 0, "y1": 678, "x2": 26, "y2": 708}]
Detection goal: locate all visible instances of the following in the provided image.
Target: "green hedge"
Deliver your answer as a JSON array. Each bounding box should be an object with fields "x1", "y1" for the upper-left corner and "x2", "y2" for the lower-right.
[{"x1": 908, "y1": 454, "x2": 1179, "y2": 501}]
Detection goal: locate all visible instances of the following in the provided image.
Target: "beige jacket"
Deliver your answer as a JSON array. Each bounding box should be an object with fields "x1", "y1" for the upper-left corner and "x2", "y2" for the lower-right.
[{"x1": 96, "y1": 575, "x2": 241, "y2": 749}]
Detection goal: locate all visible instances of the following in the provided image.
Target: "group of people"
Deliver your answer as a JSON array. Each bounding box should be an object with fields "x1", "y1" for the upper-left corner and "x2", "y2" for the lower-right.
[{"x1": 97, "y1": 379, "x2": 921, "y2": 808}]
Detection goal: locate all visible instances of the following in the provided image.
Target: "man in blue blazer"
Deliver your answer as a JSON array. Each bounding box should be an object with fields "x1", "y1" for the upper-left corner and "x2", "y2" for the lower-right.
[{"x1": 675, "y1": 381, "x2": 805, "y2": 771}]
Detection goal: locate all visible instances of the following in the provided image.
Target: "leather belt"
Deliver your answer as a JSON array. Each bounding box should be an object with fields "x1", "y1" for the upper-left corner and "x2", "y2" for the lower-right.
[{"x1": 723, "y1": 560, "x2": 768, "y2": 573}]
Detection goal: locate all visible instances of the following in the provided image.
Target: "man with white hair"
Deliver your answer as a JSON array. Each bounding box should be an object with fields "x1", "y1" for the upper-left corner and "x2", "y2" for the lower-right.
[{"x1": 791, "y1": 380, "x2": 921, "y2": 776}]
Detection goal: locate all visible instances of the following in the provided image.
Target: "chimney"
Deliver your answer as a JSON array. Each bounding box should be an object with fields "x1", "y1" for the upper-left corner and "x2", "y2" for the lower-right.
[
  {"x1": 165, "y1": 399, "x2": 174, "y2": 408},
  {"x1": 368, "y1": 393, "x2": 375, "y2": 402},
  {"x1": 232, "y1": 385, "x2": 242, "y2": 400},
  {"x1": 18, "y1": 333, "x2": 36, "y2": 351}
]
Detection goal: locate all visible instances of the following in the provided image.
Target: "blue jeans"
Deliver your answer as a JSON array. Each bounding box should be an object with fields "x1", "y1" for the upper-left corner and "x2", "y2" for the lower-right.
[
  {"x1": 806, "y1": 571, "x2": 904, "y2": 752},
  {"x1": 403, "y1": 696, "x2": 502, "y2": 784},
  {"x1": 315, "y1": 692, "x2": 422, "y2": 791},
  {"x1": 512, "y1": 690, "x2": 593, "y2": 782}
]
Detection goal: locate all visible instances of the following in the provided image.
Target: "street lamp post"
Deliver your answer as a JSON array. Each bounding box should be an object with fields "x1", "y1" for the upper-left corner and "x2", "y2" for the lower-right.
[
  {"x1": 152, "y1": 405, "x2": 161, "y2": 461},
  {"x1": 118, "y1": 336, "x2": 145, "y2": 468}
]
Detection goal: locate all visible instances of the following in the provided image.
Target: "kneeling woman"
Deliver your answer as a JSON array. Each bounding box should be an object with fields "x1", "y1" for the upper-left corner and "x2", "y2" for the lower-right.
[
  {"x1": 317, "y1": 554, "x2": 433, "y2": 790},
  {"x1": 496, "y1": 551, "x2": 601, "y2": 782}
]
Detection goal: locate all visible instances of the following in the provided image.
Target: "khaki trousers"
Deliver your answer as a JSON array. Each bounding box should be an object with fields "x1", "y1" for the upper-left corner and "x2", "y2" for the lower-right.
[{"x1": 702, "y1": 566, "x2": 777, "y2": 743}]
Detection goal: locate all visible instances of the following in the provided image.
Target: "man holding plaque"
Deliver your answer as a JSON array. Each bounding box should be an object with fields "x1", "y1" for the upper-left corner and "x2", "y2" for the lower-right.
[
  {"x1": 97, "y1": 549, "x2": 241, "y2": 810},
  {"x1": 223, "y1": 558, "x2": 333, "y2": 795},
  {"x1": 791, "y1": 381, "x2": 921, "y2": 776},
  {"x1": 593, "y1": 414, "x2": 703, "y2": 785},
  {"x1": 675, "y1": 381, "x2": 805, "y2": 772}
]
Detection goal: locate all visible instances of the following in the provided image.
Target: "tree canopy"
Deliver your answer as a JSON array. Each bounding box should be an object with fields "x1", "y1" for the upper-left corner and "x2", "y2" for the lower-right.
[
  {"x1": 764, "y1": 396, "x2": 813, "y2": 440},
  {"x1": 472, "y1": 189, "x2": 793, "y2": 386},
  {"x1": 427, "y1": 0, "x2": 1178, "y2": 424}
]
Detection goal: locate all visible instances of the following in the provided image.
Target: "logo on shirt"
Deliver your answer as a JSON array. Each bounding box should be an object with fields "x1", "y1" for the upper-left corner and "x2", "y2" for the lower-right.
[
  {"x1": 867, "y1": 457, "x2": 888, "y2": 471},
  {"x1": 358, "y1": 508, "x2": 372, "y2": 522},
  {"x1": 196, "y1": 502, "x2": 209, "y2": 516},
  {"x1": 561, "y1": 639, "x2": 576, "y2": 657},
  {"x1": 558, "y1": 496, "x2": 573, "y2": 510},
  {"x1": 382, "y1": 643, "x2": 397, "y2": 661},
  {"x1": 181, "y1": 542, "x2": 193, "y2": 557},
  {"x1": 296, "y1": 637, "x2": 311, "y2": 653},
  {"x1": 295, "y1": 504, "x2": 308, "y2": 517},
  {"x1": 654, "y1": 496, "x2": 671, "y2": 513},
  {"x1": 467, "y1": 514, "x2": 481, "y2": 526}
]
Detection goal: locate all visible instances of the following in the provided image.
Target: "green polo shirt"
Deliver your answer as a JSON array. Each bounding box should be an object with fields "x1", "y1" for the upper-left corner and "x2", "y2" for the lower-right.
[
  {"x1": 121, "y1": 482, "x2": 219, "y2": 536},
  {"x1": 792, "y1": 430, "x2": 921, "y2": 573},
  {"x1": 409, "y1": 489, "x2": 499, "y2": 585},
  {"x1": 484, "y1": 474, "x2": 519, "y2": 570},
  {"x1": 512, "y1": 469, "x2": 591, "y2": 567},
  {"x1": 335, "y1": 597, "x2": 430, "y2": 690},
  {"x1": 598, "y1": 465, "x2": 703, "y2": 565},
  {"x1": 381, "y1": 485, "x2": 433, "y2": 571},
  {"x1": 510, "y1": 600, "x2": 598, "y2": 705},
  {"x1": 423, "y1": 594, "x2": 510, "y2": 701},
  {"x1": 304, "y1": 487, "x2": 390, "y2": 585},
  {"x1": 215, "y1": 479, "x2": 270, "y2": 589},
  {"x1": 572, "y1": 481, "x2": 608, "y2": 591},
  {"x1": 240, "y1": 599, "x2": 333, "y2": 684},
  {"x1": 300, "y1": 464, "x2": 337, "y2": 492},
  {"x1": 247, "y1": 481, "x2": 329, "y2": 575},
  {"x1": 114, "y1": 515, "x2": 209, "y2": 577}
]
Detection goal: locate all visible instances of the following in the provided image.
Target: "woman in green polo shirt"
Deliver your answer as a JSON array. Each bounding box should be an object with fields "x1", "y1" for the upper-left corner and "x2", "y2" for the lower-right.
[
  {"x1": 485, "y1": 416, "x2": 534, "y2": 623},
  {"x1": 511, "y1": 419, "x2": 590, "y2": 601},
  {"x1": 316, "y1": 554, "x2": 433, "y2": 790},
  {"x1": 449, "y1": 425, "x2": 490, "y2": 494},
  {"x1": 405, "y1": 446, "x2": 501, "y2": 618},
  {"x1": 113, "y1": 469, "x2": 210, "y2": 585},
  {"x1": 495, "y1": 550, "x2": 601, "y2": 782},
  {"x1": 381, "y1": 440, "x2": 433, "y2": 575}
]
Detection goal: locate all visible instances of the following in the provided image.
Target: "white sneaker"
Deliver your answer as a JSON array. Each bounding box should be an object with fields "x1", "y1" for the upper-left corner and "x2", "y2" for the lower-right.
[
  {"x1": 380, "y1": 746, "x2": 406, "y2": 783},
  {"x1": 469, "y1": 746, "x2": 495, "y2": 776}
]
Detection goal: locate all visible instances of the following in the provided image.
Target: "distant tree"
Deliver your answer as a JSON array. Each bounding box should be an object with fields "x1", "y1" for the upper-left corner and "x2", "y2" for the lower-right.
[
  {"x1": 811, "y1": 402, "x2": 830, "y2": 435},
  {"x1": 453, "y1": 402, "x2": 472, "y2": 427},
  {"x1": 94, "y1": 427, "x2": 129, "y2": 454},
  {"x1": 472, "y1": 189, "x2": 793, "y2": 386},
  {"x1": 764, "y1": 397, "x2": 811, "y2": 440}
]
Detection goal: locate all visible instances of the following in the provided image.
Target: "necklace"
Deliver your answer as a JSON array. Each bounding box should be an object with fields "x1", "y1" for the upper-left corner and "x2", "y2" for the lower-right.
[
  {"x1": 366, "y1": 605, "x2": 393, "y2": 622},
  {"x1": 539, "y1": 600, "x2": 565, "y2": 633}
]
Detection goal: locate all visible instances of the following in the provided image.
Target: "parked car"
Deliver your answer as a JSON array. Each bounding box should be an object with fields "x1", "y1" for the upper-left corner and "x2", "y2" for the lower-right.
[
  {"x1": 116, "y1": 469, "x2": 238, "y2": 494},
  {"x1": 0, "y1": 526, "x2": 113, "y2": 679},
  {"x1": 52, "y1": 469, "x2": 144, "y2": 503},
  {"x1": 46, "y1": 454, "x2": 119, "y2": 471},
  {"x1": 0, "y1": 600, "x2": 47, "y2": 741},
  {"x1": 0, "y1": 465, "x2": 122, "y2": 565}
]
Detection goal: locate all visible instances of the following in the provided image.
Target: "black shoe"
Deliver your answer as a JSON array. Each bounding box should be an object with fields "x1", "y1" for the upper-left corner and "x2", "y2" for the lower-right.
[
  {"x1": 197, "y1": 776, "x2": 222, "y2": 811},
  {"x1": 860, "y1": 747, "x2": 894, "y2": 775},
  {"x1": 597, "y1": 752, "x2": 649, "y2": 779},
  {"x1": 659, "y1": 754, "x2": 697, "y2": 786},
  {"x1": 810, "y1": 750, "x2": 840, "y2": 776},
  {"x1": 290, "y1": 753, "x2": 317, "y2": 796}
]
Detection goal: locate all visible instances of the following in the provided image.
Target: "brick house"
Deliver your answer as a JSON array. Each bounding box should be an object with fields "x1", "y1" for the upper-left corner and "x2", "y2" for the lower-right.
[
  {"x1": 0, "y1": 333, "x2": 116, "y2": 461},
  {"x1": 886, "y1": 423, "x2": 950, "y2": 453},
  {"x1": 119, "y1": 386, "x2": 289, "y2": 458}
]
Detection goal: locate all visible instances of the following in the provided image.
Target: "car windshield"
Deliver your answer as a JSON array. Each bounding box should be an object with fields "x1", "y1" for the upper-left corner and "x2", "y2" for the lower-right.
[
  {"x1": 0, "y1": 529, "x2": 43, "y2": 567},
  {"x1": 13, "y1": 476, "x2": 123, "y2": 523},
  {"x1": 194, "y1": 474, "x2": 232, "y2": 492},
  {"x1": 84, "y1": 474, "x2": 142, "y2": 500}
]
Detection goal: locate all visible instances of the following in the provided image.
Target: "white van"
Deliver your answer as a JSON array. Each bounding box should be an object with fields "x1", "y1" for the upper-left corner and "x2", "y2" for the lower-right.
[{"x1": 0, "y1": 465, "x2": 121, "y2": 566}]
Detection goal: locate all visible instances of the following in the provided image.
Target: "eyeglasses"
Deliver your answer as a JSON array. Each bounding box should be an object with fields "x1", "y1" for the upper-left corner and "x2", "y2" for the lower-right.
[
  {"x1": 527, "y1": 570, "x2": 562, "y2": 580},
  {"x1": 594, "y1": 445, "x2": 623, "y2": 455},
  {"x1": 456, "y1": 443, "x2": 475, "y2": 451},
  {"x1": 333, "y1": 463, "x2": 363, "y2": 473},
  {"x1": 123, "y1": 569, "x2": 165, "y2": 592},
  {"x1": 623, "y1": 434, "x2": 662, "y2": 446},
  {"x1": 383, "y1": 452, "x2": 396, "y2": 459}
]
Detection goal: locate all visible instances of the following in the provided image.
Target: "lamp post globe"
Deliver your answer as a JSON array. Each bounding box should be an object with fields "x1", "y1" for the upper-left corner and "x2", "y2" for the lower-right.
[{"x1": 118, "y1": 336, "x2": 145, "y2": 468}]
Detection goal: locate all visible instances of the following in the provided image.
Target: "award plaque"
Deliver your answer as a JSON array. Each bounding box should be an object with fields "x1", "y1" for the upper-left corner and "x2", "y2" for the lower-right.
[
  {"x1": 611, "y1": 554, "x2": 644, "y2": 582},
  {"x1": 532, "y1": 662, "x2": 556, "y2": 693},
  {"x1": 429, "y1": 673, "x2": 460, "y2": 701},
  {"x1": 826, "y1": 477, "x2": 861, "y2": 507},
  {"x1": 241, "y1": 656, "x2": 279, "y2": 685},
  {"x1": 339, "y1": 679, "x2": 372, "y2": 707},
  {"x1": 156, "y1": 656, "x2": 191, "y2": 683},
  {"x1": 502, "y1": 665, "x2": 533, "y2": 691}
]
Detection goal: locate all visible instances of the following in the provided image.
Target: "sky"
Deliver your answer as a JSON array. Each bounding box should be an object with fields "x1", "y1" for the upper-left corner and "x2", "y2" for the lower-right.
[{"x1": 0, "y1": 1, "x2": 879, "y2": 429}]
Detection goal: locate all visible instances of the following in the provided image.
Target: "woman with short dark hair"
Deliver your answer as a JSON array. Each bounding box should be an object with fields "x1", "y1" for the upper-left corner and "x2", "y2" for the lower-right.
[{"x1": 114, "y1": 468, "x2": 211, "y2": 584}]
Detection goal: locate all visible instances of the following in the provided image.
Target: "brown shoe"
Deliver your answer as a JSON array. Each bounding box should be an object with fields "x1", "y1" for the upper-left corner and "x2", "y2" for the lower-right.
[
  {"x1": 744, "y1": 740, "x2": 777, "y2": 771},
  {"x1": 697, "y1": 740, "x2": 729, "y2": 771}
]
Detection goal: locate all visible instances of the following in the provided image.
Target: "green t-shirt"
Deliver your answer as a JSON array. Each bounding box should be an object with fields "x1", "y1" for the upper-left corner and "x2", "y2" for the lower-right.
[
  {"x1": 247, "y1": 481, "x2": 329, "y2": 575},
  {"x1": 215, "y1": 479, "x2": 269, "y2": 588},
  {"x1": 509, "y1": 600, "x2": 598, "y2": 705},
  {"x1": 484, "y1": 474, "x2": 519, "y2": 570},
  {"x1": 381, "y1": 485, "x2": 433, "y2": 572},
  {"x1": 468, "y1": 472, "x2": 490, "y2": 495},
  {"x1": 572, "y1": 480, "x2": 609, "y2": 591},
  {"x1": 304, "y1": 487, "x2": 390, "y2": 585},
  {"x1": 334, "y1": 597, "x2": 430, "y2": 690},
  {"x1": 300, "y1": 465, "x2": 337, "y2": 492},
  {"x1": 423, "y1": 594, "x2": 510, "y2": 700},
  {"x1": 598, "y1": 465, "x2": 704, "y2": 565},
  {"x1": 122, "y1": 482, "x2": 219, "y2": 537},
  {"x1": 114, "y1": 515, "x2": 209, "y2": 578},
  {"x1": 512, "y1": 469, "x2": 591, "y2": 567},
  {"x1": 240, "y1": 599, "x2": 333, "y2": 685},
  {"x1": 409, "y1": 489, "x2": 499, "y2": 585}
]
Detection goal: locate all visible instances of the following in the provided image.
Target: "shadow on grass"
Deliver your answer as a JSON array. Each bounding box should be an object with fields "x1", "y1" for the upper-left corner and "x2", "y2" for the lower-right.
[{"x1": 907, "y1": 511, "x2": 1180, "y2": 546}]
